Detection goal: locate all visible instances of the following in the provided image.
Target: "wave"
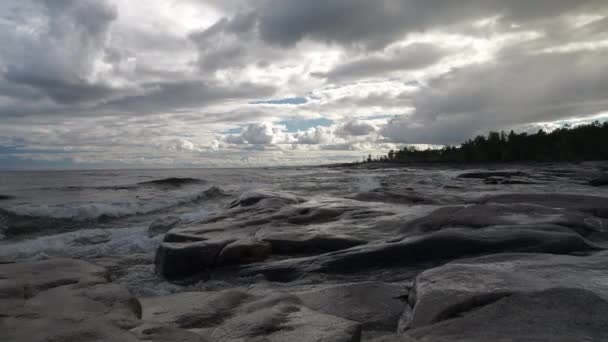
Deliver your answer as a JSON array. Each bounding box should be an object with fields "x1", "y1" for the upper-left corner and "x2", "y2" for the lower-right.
[
  {"x1": 137, "y1": 177, "x2": 205, "y2": 186},
  {"x1": 0, "y1": 186, "x2": 228, "y2": 238},
  {"x1": 37, "y1": 177, "x2": 206, "y2": 192},
  {"x1": 0, "y1": 195, "x2": 14, "y2": 200}
]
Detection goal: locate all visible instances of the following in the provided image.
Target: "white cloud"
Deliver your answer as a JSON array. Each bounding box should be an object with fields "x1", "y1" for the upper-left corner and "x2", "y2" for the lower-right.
[{"x1": 1, "y1": 1, "x2": 608, "y2": 167}]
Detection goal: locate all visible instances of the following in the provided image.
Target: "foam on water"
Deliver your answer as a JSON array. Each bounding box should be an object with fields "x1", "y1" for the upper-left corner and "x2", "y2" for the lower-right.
[
  {"x1": 4, "y1": 187, "x2": 223, "y2": 221},
  {"x1": 0, "y1": 225, "x2": 162, "y2": 260}
]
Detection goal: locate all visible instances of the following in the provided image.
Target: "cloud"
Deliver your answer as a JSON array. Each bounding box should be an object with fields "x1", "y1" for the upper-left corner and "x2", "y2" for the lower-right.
[
  {"x1": 1, "y1": 0, "x2": 120, "y2": 104},
  {"x1": 336, "y1": 120, "x2": 377, "y2": 137},
  {"x1": 2, "y1": 1, "x2": 608, "y2": 168},
  {"x1": 382, "y1": 48, "x2": 608, "y2": 144},
  {"x1": 314, "y1": 43, "x2": 447, "y2": 81},
  {"x1": 256, "y1": 0, "x2": 608, "y2": 48}
]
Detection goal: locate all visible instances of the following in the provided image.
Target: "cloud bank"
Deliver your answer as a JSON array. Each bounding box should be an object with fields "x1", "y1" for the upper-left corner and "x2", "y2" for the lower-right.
[{"x1": 0, "y1": 0, "x2": 607, "y2": 167}]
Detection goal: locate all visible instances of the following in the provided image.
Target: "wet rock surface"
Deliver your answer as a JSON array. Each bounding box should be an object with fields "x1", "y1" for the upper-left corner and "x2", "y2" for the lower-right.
[{"x1": 3, "y1": 163, "x2": 608, "y2": 341}]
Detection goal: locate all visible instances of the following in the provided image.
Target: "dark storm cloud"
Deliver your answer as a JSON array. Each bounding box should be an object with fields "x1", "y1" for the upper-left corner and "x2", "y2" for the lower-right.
[
  {"x1": 382, "y1": 48, "x2": 608, "y2": 144},
  {"x1": 100, "y1": 80, "x2": 277, "y2": 115},
  {"x1": 3, "y1": 68, "x2": 118, "y2": 105},
  {"x1": 314, "y1": 43, "x2": 446, "y2": 81},
  {"x1": 255, "y1": 0, "x2": 608, "y2": 48}
]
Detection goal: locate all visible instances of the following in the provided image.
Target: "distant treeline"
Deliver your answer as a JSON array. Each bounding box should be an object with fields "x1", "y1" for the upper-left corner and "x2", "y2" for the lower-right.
[{"x1": 368, "y1": 121, "x2": 608, "y2": 163}]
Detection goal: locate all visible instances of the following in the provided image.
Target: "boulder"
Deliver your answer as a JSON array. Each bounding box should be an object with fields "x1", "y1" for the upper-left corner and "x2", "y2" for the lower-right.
[
  {"x1": 216, "y1": 239, "x2": 272, "y2": 265},
  {"x1": 155, "y1": 238, "x2": 236, "y2": 278}
]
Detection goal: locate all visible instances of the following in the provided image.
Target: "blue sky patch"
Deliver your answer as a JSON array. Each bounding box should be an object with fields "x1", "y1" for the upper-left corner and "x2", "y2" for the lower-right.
[{"x1": 250, "y1": 97, "x2": 308, "y2": 105}]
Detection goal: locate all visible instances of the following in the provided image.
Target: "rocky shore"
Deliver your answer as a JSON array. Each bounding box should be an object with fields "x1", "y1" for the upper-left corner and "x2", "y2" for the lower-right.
[{"x1": 2, "y1": 163, "x2": 608, "y2": 341}]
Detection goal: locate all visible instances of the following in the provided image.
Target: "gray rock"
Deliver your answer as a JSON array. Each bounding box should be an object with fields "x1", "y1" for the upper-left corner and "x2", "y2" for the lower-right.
[
  {"x1": 0, "y1": 258, "x2": 107, "y2": 298},
  {"x1": 296, "y1": 281, "x2": 406, "y2": 331},
  {"x1": 405, "y1": 252, "x2": 608, "y2": 330},
  {"x1": 131, "y1": 323, "x2": 210, "y2": 342},
  {"x1": 155, "y1": 238, "x2": 236, "y2": 278},
  {"x1": 403, "y1": 202, "x2": 597, "y2": 235},
  {"x1": 141, "y1": 289, "x2": 251, "y2": 329},
  {"x1": 406, "y1": 288, "x2": 608, "y2": 342},
  {"x1": 216, "y1": 239, "x2": 272, "y2": 266},
  {"x1": 140, "y1": 289, "x2": 362, "y2": 342},
  {"x1": 262, "y1": 231, "x2": 365, "y2": 255},
  {"x1": 0, "y1": 258, "x2": 144, "y2": 342},
  {"x1": 239, "y1": 227, "x2": 597, "y2": 281}
]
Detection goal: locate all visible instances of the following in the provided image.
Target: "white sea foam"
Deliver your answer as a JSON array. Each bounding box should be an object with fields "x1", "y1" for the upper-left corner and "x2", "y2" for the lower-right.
[
  {"x1": 6, "y1": 188, "x2": 222, "y2": 221},
  {"x1": 0, "y1": 226, "x2": 162, "y2": 260}
]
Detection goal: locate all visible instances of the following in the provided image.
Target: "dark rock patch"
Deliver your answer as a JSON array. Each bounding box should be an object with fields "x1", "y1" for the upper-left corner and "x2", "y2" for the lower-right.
[
  {"x1": 590, "y1": 175, "x2": 608, "y2": 186},
  {"x1": 457, "y1": 171, "x2": 527, "y2": 179},
  {"x1": 155, "y1": 238, "x2": 236, "y2": 278},
  {"x1": 261, "y1": 232, "x2": 366, "y2": 255}
]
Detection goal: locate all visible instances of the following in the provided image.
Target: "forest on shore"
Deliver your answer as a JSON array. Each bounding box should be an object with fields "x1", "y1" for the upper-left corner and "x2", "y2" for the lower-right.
[{"x1": 368, "y1": 121, "x2": 608, "y2": 163}]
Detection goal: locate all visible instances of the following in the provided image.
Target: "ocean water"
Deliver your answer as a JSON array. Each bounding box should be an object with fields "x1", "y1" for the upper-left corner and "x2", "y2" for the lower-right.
[
  {"x1": 1, "y1": 164, "x2": 604, "y2": 261},
  {"x1": 0, "y1": 167, "x2": 407, "y2": 259}
]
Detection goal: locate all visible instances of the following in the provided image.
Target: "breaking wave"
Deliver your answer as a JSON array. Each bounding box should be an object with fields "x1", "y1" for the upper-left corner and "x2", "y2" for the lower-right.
[{"x1": 0, "y1": 186, "x2": 228, "y2": 238}]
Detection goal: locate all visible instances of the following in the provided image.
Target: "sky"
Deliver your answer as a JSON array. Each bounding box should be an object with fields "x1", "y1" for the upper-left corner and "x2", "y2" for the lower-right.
[{"x1": 1, "y1": 0, "x2": 608, "y2": 169}]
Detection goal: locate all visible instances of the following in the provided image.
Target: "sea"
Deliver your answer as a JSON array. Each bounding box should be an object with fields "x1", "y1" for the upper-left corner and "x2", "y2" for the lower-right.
[{"x1": 1, "y1": 164, "x2": 604, "y2": 262}]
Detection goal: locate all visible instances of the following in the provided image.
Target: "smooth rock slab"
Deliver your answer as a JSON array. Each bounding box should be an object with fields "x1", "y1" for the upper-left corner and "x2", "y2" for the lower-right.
[
  {"x1": 140, "y1": 289, "x2": 362, "y2": 342},
  {"x1": 406, "y1": 251, "x2": 608, "y2": 330},
  {"x1": 239, "y1": 227, "x2": 597, "y2": 281},
  {"x1": 0, "y1": 258, "x2": 107, "y2": 298},
  {"x1": 296, "y1": 281, "x2": 406, "y2": 331},
  {"x1": 1, "y1": 258, "x2": 144, "y2": 342},
  {"x1": 406, "y1": 288, "x2": 608, "y2": 342}
]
